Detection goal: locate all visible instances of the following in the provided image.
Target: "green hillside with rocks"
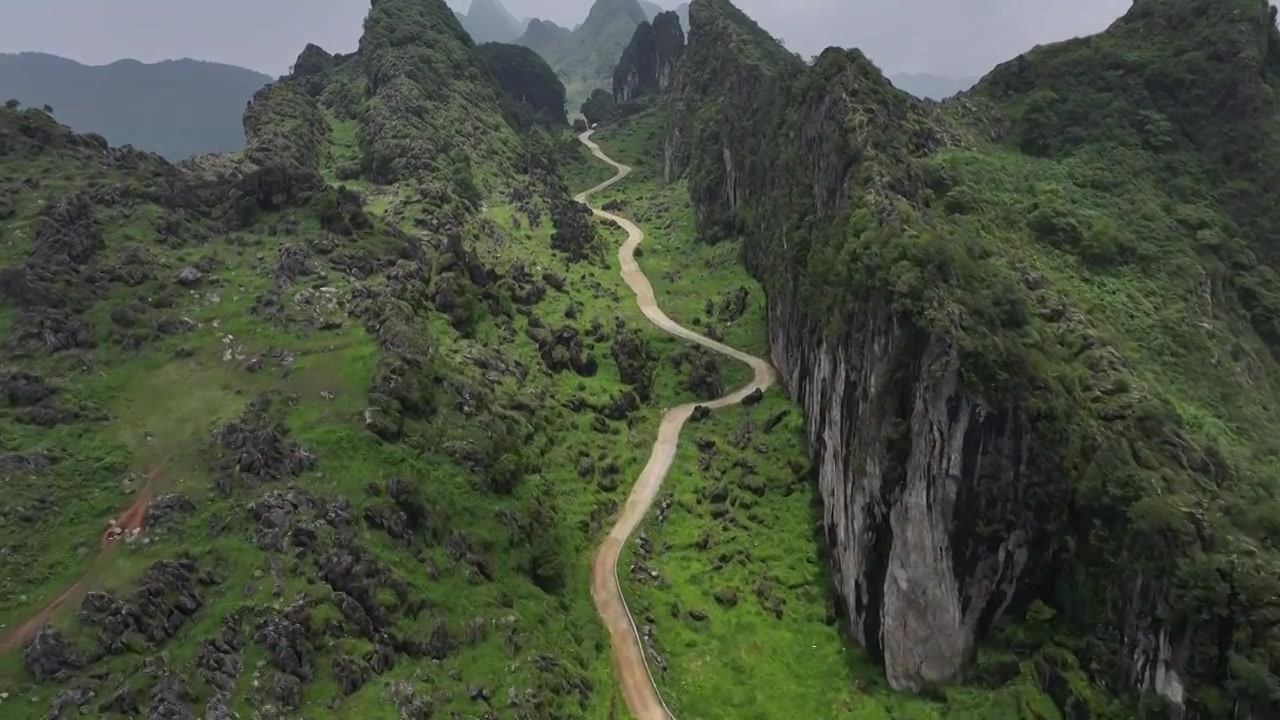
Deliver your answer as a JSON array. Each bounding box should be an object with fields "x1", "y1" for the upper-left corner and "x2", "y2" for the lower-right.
[{"x1": 0, "y1": 0, "x2": 798, "y2": 716}]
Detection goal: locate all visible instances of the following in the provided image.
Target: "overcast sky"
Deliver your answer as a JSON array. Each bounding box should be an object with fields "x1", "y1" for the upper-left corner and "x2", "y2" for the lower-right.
[{"x1": 0, "y1": 0, "x2": 1132, "y2": 78}]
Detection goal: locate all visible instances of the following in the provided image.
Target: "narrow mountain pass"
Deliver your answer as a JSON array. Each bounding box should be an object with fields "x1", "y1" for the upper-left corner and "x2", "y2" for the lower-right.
[{"x1": 575, "y1": 130, "x2": 777, "y2": 719}]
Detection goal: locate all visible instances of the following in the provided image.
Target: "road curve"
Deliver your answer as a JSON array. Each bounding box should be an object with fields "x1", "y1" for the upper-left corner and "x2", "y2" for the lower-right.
[{"x1": 575, "y1": 131, "x2": 777, "y2": 720}]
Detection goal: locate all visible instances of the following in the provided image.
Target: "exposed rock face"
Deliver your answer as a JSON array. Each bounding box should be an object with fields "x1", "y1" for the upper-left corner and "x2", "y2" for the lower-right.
[
  {"x1": 291, "y1": 43, "x2": 333, "y2": 77},
  {"x1": 765, "y1": 293, "x2": 1056, "y2": 688},
  {"x1": 612, "y1": 12, "x2": 686, "y2": 103}
]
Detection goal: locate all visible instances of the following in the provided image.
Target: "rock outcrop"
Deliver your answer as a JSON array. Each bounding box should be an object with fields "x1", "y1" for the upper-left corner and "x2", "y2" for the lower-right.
[
  {"x1": 612, "y1": 11, "x2": 686, "y2": 103},
  {"x1": 765, "y1": 293, "x2": 1055, "y2": 689}
]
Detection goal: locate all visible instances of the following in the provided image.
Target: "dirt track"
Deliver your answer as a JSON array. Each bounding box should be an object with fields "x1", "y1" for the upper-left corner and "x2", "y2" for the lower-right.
[
  {"x1": 0, "y1": 476, "x2": 154, "y2": 652},
  {"x1": 576, "y1": 131, "x2": 777, "y2": 720}
]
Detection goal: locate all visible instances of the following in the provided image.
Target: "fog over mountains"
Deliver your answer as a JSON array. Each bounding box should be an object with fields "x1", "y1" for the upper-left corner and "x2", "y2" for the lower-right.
[{"x1": 2, "y1": 0, "x2": 1131, "y2": 80}]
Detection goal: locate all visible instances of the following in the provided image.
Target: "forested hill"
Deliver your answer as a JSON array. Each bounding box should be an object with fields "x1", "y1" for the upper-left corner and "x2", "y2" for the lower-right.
[
  {"x1": 0, "y1": 52, "x2": 272, "y2": 159},
  {"x1": 665, "y1": 0, "x2": 1280, "y2": 717}
]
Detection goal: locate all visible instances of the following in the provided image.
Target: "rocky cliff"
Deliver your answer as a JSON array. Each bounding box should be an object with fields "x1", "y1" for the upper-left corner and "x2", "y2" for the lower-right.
[
  {"x1": 612, "y1": 11, "x2": 686, "y2": 103},
  {"x1": 668, "y1": 0, "x2": 1280, "y2": 717}
]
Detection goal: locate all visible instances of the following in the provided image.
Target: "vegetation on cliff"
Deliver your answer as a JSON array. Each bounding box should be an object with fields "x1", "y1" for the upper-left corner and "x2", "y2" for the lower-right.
[
  {"x1": 668, "y1": 0, "x2": 1280, "y2": 717},
  {"x1": 612, "y1": 11, "x2": 686, "y2": 104},
  {"x1": 478, "y1": 42, "x2": 570, "y2": 127}
]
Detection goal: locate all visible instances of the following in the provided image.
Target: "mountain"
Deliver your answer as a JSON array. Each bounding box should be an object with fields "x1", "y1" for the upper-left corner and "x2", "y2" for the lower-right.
[
  {"x1": 639, "y1": 0, "x2": 665, "y2": 18},
  {"x1": 0, "y1": 0, "x2": 754, "y2": 716},
  {"x1": 0, "y1": 52, "x2": 272, "y2": 159},
  {"x1": 515, "y1": 17, "x2": 573, "y2": 56},
  {"x1": 889, "y1": 71, "x2": 978, "y2": 99},
  {"x1": 613, "y1": 11, "x2": 685, "y2": 103},
  {"x1": 476, "y1": 42, "x2": 570, "y2": 126},
  {"x1": 518, "y1": 0, "x2": 651, "y2": 112},
  {"x1": 456, "y1": 0, "x2": 523, "y2": 43},
  {"x1": 674, "y1": 2, "x2": 690, "y2": 30},
  {"x1": 665, "y1": 0, "x2": 1280, "y2": 717}
]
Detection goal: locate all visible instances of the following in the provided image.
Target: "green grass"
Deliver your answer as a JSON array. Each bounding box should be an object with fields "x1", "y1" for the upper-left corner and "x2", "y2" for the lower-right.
[{"x1": 569, "y1": 147, "x2": 618, "y2": 197}]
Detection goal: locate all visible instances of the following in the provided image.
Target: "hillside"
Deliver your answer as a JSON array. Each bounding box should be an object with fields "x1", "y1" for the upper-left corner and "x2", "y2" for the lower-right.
[
  {"x1": 665, "y1": 0, "x2": 1280, "y2": 718},
  {"x1": 518, "y1": 0, "x2": 651, "y2": 113},
  {"x1": 456, "y1": 0, "x2": 524, "y2": 43},
  {"x1": 0, "y1": 53, "x2": 272, "y2": 159},
  {"x1": 0, "y1": 0, "x2": 769, "y2": 716}
]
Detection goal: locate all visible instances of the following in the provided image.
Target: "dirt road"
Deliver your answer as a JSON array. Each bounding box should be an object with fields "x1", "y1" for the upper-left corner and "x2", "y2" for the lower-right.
[
  {"x1": 576, "y1": 131, "x2": 777, "y2": 719},
  {"x1": 0, "y1": 477, "x2": 154, "y2": 652}
]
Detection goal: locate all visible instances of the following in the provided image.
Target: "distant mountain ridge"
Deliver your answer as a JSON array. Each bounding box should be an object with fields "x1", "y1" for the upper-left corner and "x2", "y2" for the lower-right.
[
  {"x1": 517, "y1": 0, "x2": 652, "y2": 112},
  {"x1": 674, "y1": 2, "x2": 690, "y2": 30},
  {"x1": 517, "y1": 18, "x2": 574, "y2": 56},
  {"x1": 889, "y1": 72, "x2": 978, "y2": 99},
  {"x1": 456, "y1": 0, "x2": 524, "y2": 43},
  {"x1": 0, "y1": 52, "x2": 272, "y2": 159}
]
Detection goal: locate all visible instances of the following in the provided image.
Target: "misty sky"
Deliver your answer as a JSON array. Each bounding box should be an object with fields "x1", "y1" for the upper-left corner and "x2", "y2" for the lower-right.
[{"x1": 0, "y1": 0, "x2": 1133, "y2": 78}]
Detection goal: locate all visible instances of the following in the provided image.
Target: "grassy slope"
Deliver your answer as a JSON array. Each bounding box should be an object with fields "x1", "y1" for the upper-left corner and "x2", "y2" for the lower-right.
[{"x1": 592, "y1": 107, "x2": 1107, "y2": 720}]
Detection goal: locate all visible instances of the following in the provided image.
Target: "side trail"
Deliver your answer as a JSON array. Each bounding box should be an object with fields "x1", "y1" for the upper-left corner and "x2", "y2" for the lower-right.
[{"x1": 575, "y1": 131, "x2": 777, "y2": 720}]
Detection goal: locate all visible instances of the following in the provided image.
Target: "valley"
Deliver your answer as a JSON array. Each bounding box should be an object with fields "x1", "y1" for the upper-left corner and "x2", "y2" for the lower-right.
[{"x1": 3, "y1": 0, "x2": 1280, "y2": 718}]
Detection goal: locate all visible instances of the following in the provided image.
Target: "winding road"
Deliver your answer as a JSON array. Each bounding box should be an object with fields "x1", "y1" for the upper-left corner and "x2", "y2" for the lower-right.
[{"x1": 575, "y1": 131, "x2": 777, "y2": 719}]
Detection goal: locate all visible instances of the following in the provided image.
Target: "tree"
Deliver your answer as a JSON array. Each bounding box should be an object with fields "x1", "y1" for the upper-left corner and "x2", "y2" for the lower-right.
[
  {"x1": 4, "y1": 99, "x2": 19, "y2": 110},
  {"x1": 41, "y1": 104, "x2": 53, "y2": 114},
  {"x1": 579, "y1": 89, "x2": 616, "y2": 126},
  {"x1": 573, "y1": 118, "x2": 588, "y2": 133},
  {"x1": 448, "y1": 149, "x2": 483, "y2": 210}
]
